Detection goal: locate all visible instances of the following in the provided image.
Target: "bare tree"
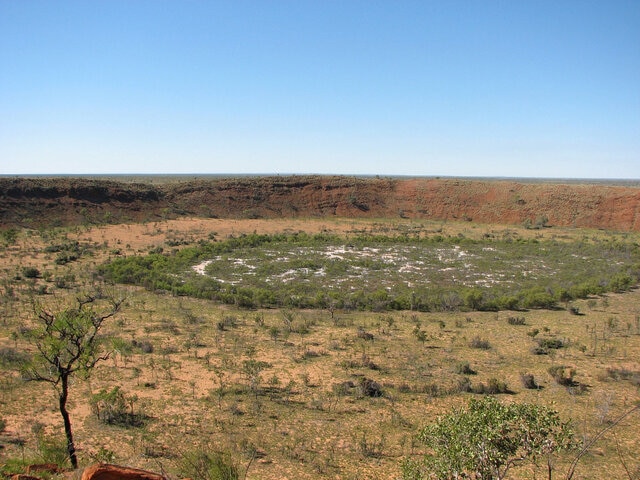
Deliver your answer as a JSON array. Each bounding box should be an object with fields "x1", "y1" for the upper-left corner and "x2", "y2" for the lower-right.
[{"x1": 23, "y1": 293, "x2": 124, "y2": 469}]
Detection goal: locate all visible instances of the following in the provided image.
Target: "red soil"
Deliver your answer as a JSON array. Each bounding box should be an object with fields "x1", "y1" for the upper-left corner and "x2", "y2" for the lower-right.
[{"x1": 1, "y1": 176, "x2": 639, "y2": 231}]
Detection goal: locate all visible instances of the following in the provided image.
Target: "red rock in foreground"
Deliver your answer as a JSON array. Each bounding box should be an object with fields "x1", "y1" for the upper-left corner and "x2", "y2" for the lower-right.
[{"x1": 81, "y1": 463, "x2": 166, "y2": 480}]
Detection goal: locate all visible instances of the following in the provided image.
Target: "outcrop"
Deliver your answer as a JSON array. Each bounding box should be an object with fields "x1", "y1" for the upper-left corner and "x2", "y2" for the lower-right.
[
  {"x1": 1, "y1": 176, "x2": 639, "y2": 231},
  {"x1": 81, "y1": 463, "x2": 166, "y2": 480}
]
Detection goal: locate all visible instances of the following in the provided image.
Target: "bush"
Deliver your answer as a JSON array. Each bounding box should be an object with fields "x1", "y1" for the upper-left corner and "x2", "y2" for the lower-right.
[
  {"x1": 533, "y1": 337, "x2": 565, "y2": 355},
  {"x1": 600, "y1": 367, "x2": 640, "y2": 386},
  {"x1": 178, "y1": 450, "x2": 239, "y2": 480},
  {"x1": 36, "y1": 434, "x2": 70, "y2": 467},
  {"x1": 507, "y1": 316, "x2": 526, "y2": 325},
  {"x1": 90, "y1": 387, "x2": 146, "y2": 427},
  {"x1": 0, "y1": 347, "x2": 29, "y2": 366},
  {"x1": 352, "y1": 430, "x2": 386, "y2": 459},
  {"x1": 132, "y1": 339, "x2": 154, "y2": 353},
  {"x1": 404, "y1": 396, "x2": 575, "y2": 480},
  {"x1": 527, "y1": 328, "x2": 540, "y2": 338},
  {"x1": 469, "y1": 336, "x2": 491, "y2": 350},
  {"x1": 358, "y1": 377, "x2": 383, "y2": 397},
  {"x1": 455, "y1": 361, "x2": 476, "y2": 375},
  {"x1": 520, "y1": 373, "x2": 540, "y2": 389},
  {"x1": 472, "y1": 378, "x2": 510, "y2": 394},
  {"x1": 548, "y1": 365, "x2": 576, "y2": 386},
  {"x1": 22, "y1": 267, "x2": 40, "y2": 278},
  {"x1": 538, "y1": 338, "x2": 565, "y2": 349}
]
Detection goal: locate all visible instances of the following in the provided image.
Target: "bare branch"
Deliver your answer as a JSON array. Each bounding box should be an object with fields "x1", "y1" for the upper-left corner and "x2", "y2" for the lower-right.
[
  {"x1": 566, "y1": 403, "x2": 640, "y2": 480},
  {"x1": 613, "y1": 430, "x2": 634, "y2": 480}
]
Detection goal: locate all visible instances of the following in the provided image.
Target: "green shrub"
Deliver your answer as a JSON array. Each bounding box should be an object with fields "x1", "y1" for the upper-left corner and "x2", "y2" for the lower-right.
[
  {"x1": 22, "y1": 267, "x2": 40, "y2": 278},
  {"x1": 472, "y1": 378, "x2": 510, "y2": 394},
  {"x1": 178, "y1": 450, "x2": 239, "y2": 480},
  {"x1": 454, "y1": 361, "x2": 476, "y2": 375},
  {"x1": 535, "y1": 337, "x2": 565, "y2": 355},
  {"x1": 90, "y1": 387, "x2": 146, "y2": 427},
  {"x1": 403, "y1": 397, "x2": 575, "y2": 480},
  {"x1": 36, "y1": 434, "x2": 70, "y2": 467}
]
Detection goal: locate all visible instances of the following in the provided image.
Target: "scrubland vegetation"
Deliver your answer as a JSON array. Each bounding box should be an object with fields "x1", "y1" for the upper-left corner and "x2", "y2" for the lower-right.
[
  {"x1": 99, "y1": 230, "x2": 640, "y2": 311},
  {"x1": 1, "y1": 217, "x2": 639, "y2": 479}
]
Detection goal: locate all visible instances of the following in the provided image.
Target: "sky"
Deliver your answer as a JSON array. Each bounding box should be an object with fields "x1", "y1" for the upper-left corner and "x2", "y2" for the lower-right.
[{"x1": 1, "y1": 1, "x2": 639, "y2": 178}]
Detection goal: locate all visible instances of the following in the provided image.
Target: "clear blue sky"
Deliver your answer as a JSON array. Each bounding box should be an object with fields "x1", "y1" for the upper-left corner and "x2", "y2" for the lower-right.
[{"x1": 1, "y1": 1, "x2": 639, "y2": 178}]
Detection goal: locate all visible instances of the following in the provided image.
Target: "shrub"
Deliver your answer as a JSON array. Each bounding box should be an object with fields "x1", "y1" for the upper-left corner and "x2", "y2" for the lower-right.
[
  {"x1": 520, "y1": 373, "x2": 540, "y2": 389},
  {"x1": 36, "y1": 434, "x2": 70, "y2": 467},
  {"x1": 548, "y1": 365, "x2": 576, "y2": 386},
  {"x1": 472, "y1": 378, "x2": 510, "y2": 394},
  {"x1": 454, "y1": 361, "x2": 476, "y2": 375},
  {"x1": 527, "y1": 328, "x2": 540, "y2": 338},
  {"x1": 506, "y1": 316, "x2": 526, "y2": 325},
  {"x1": 358, "y1": 377, "x2": 383, "y2": 397},
  {"x1": 22, "y1": 267, "x2": 40, "y2": 278},
  {"x1": 534, "y1": 337, "x2": 565, "y2": 355},
  {"x1": 0, "y1": 347, "x2": 29, "y2": 366},
  {"x1": 352, "y1": 430, "x2": 385, "y2": 459},
  {"x1": 90, "y1": 387, "x2": 146, "y2": 427},
  {"x1": 539, "y1": 338, "x2": 565, "y2": 349},
  {"x1": 601, "y1": 367, "x2": 640, "y2": 386},
  {"x1": 403, "y1": 396, "x2": 575, "y2": 480},
  {"x1": 469, "y1": 336, "x2": 491, "y2": 350},
  {"x1": 132, "y1": 339, "x2": 154, "y2": 354},
  {"x1": 178, "y1": 450, "x2": 239, "y2": 480},
  {"x1": 520, "y1": 287, "x2": 556, "y2": 309},
  {"x1": 217, "y1": 315, "x2": 238, "y2": 331}
]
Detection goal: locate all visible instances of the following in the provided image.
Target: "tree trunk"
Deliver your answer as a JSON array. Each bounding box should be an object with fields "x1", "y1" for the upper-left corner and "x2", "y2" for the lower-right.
[{"x1": 59, "y1": 375, "x2": 78, "y2": 469}]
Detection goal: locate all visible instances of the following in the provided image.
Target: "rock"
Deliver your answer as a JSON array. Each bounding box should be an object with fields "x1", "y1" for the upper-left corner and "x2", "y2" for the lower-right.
[{"x1": 81, "y1": 463, "x2": 166, "y2": 480}]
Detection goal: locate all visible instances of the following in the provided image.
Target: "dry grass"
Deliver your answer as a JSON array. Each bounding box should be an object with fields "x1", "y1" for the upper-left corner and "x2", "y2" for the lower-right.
[{"x1": 1, "y1": 218, "x2": 639, "y2": 479}]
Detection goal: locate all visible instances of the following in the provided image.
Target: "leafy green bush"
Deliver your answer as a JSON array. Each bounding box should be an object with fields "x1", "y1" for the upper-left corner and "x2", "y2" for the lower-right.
[{"x1": 402, "y1": 397, "x2": 575, "y2": 480}]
